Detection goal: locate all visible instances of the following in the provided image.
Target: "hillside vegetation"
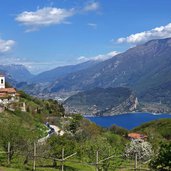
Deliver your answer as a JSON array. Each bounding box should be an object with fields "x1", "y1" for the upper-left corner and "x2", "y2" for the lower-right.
[
  {"x1": 132, "y1": 118, "x2": 171, "y2": 149},
  {"x1": 0, "y1": 91, "x2": 129, "y2": 170},
  {"x1": 0, "y1": 89, "x2": 171, "y2": 171},
  {"x1": 64, "y1": 87, "x2": 138, "y2": 115},
  {"x1": 0, "y1": 91, "x2": 65, "y2": 143}
]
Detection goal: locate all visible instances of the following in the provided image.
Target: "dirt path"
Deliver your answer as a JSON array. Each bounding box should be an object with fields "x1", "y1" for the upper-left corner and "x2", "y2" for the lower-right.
[
  {"x1": 38, "y1": 124, "x2": 65, "y2": 143},
  {"x1": 50, "y1": 124, "x2": 65, "y2": 136}
]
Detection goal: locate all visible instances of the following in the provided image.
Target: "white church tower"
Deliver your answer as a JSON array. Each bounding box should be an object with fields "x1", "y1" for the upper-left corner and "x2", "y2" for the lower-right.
[{"x1": 0, "y1": 74, "x2": 5, "y2": 89}]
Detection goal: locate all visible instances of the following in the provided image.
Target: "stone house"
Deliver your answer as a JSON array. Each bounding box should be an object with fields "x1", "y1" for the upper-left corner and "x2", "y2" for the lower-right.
[{"x1": 0, "y1": 74, "x2": 20, "y2": 105}]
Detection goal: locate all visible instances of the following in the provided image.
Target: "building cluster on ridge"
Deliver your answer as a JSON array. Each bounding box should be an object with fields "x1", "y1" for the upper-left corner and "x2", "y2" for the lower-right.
[{"x1": 0, "y1": 74, "x2": 20, "y2": 105}]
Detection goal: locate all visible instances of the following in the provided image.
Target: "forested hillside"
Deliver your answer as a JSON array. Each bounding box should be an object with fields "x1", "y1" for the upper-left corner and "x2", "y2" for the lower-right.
[{"x1": 0, "y1": 90, "x2": 170, "y2": 171}]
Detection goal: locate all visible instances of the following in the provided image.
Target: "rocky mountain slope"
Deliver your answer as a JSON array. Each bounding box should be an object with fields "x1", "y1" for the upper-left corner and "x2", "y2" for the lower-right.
[
  {"x1": 45, "y1": 38, "x2": 171, "y2": 106},
  {"x1": 0, "y1": 68, "x2": 17, "y2": 87},
  {"x1": 3, "y1": 38, "x2": 171, "y2": 114},
  {"x1": 15, "y1": 60, "x2": 100, "y2": 98},
  {"x1": 16, "y1": 60, "x2": 100, "y2": 98},
  {"x1": 0, "y1": 64, "x2": 34, "y2": 82},
  {"x1": 48, "y1": 38, "x2": 171, "y2": 93},
  {"x1": 64, "y1": 87, "x2": 138, "y2": 115},
  {"x1": 30, "y1": 60, "x2": 99, "y2": 83}
]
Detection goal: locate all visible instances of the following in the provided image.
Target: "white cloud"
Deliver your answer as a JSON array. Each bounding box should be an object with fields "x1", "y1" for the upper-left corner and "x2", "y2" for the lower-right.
[
  {"x1": 117, "y1": 23, "x2": 171, "y2": 44},
  {"x1": 16, "y1": 7, "x2": 75, "y2": 31},
  {"x1": 15, "y1": 3, "x2": 101, "y2": 31},
  {"x1": 88, "y1": 23, "x2": 97, "y2": 29},
  {"x1": 93, "y1": 51, "x2": 120, "y2": 60},
  {"x1": 107, "y1": 51, "x2": 120, "y2": 57},
  {"x1": 0, "y1": 39, "x2": 15, "y2": 53},
  {"x1": 77, "y1": 56, "x2": 89, "y2": 62},
  {"x1": 77, "y1": 51, "x2": 120, "y2": 62},
  {"x1": 84, "y1": 2, "x2": 100, "y2": 12}
]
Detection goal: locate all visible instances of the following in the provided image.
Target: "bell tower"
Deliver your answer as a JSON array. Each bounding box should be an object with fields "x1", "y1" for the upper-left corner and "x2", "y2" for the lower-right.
[{"x1": 0, "y1": 74, "x2": 5, "y2": 88}]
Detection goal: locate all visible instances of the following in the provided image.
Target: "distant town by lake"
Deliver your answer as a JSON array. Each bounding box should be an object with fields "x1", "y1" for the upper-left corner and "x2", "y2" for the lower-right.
[{"x1": 86, "y1": 113, "x2": 171, "y2": 130}]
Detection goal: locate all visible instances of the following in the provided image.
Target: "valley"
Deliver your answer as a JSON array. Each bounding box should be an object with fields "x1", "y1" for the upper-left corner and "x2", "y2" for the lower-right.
[
  {"x1": 1, "y1": 1, "x2": 171, "y2": 170},
  {"x1": 2, "y1": 38, "x2": 171, "y2": 115}
]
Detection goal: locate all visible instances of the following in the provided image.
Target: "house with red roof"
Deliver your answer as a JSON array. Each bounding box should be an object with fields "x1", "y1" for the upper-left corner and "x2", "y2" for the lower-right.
[
  {"x1": 128, "y1": 133, "x2": 147, "y2": 140},
  {"x1": 0, "y1": 74, "x2": 20, "y2": 105}
]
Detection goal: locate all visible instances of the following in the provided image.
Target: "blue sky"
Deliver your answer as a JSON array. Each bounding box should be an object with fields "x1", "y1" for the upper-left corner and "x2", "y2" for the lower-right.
[{"x1": 0, "y1": 0, "x2": 171, "y2": 73}]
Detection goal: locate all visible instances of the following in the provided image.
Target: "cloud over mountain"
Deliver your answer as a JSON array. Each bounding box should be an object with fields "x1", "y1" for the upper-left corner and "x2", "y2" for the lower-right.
[
  {"x1": 117, "y1": 23, "x2": 171, "y2": 44},
  {"x1": 77, "y1": 50, "x2": 120, "y2": 62}
]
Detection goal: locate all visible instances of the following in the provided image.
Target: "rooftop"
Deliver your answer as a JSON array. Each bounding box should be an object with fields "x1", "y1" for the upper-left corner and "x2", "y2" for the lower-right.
[
  {"x1": 128, "y1": 133, "x2": 147, "y2": 139},
  {"x1": 0, "y1": 88, "x2": 17, "y2": 93}
]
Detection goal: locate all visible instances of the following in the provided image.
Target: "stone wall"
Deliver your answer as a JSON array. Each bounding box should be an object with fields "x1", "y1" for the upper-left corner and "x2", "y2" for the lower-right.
[{"x1": 0, "y1": 105, "x2": 5, "y2": 113}]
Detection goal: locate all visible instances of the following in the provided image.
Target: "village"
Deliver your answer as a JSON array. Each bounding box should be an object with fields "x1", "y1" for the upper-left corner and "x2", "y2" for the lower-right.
[
  {"x1": 0, "y1": 74, "x2": 27, "y2": 112},
  {"x1": 0, "y1": 74, "x2": 148, "y2": 140},
  {"x1": 0, "y1": 74, "x2": 20, "y2": 103}
]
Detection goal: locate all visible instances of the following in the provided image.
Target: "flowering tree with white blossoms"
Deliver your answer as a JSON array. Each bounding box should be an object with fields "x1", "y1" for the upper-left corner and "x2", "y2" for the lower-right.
[{"x1": 125, "y1": 139, "x2": 153, "y2": 161}]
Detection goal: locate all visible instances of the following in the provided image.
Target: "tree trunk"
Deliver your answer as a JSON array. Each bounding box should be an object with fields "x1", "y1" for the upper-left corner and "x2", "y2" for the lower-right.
[{"x1": 53, "y1": 159, "x2": 57, "y2": 168}]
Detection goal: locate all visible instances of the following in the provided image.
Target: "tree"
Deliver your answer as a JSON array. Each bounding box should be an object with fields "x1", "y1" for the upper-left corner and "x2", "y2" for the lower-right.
[
  {"x1": 78, "y1": 136, "x2": 117, "y2": 170},
  {"x1": 109, "y1": 124, "x2": 128, "y2": 136},
  {"x1": 75, "y1": 119, "x2": 101, "y2": 141},
  {"x1": 46, "y1": 134, "x2": 76, "y2": 167},
  {"x1": 69, "y1": 114, "x2": 83, "y2": 134},
  {"x1": 124, "y1": 139, "x2": 153, "y2": 161},
  {"x1": 149, "y1": 142, "x2": 171, "y2": 170},
  {"x1": 0, "y1": 119, "x2": 35, "y2": 163}
]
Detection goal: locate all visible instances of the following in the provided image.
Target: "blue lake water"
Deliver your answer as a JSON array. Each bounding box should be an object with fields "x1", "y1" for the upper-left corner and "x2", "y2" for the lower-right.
[{"x1": 86, "y1": 113, "x2": 171, "y2": 130}]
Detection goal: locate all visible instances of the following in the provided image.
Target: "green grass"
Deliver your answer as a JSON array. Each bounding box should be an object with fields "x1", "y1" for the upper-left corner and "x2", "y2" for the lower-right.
[
  {"x1": 0, "y1": 159, "x2": 149, "y2": 171},
  {"x1": 0, "y1": 167, "x2": 21, "y2": 171},
  {"x1": 64, "y1": 161, "x2": 95, "y2": 171},
  {"x1": 0, "y1": 163, "x2": 95, "y2": 171}
]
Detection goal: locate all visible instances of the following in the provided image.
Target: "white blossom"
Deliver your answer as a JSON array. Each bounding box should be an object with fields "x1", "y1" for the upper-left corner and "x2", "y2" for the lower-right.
[{"x1": 125, "y1": 139, "x2": 153, "y2": 161}]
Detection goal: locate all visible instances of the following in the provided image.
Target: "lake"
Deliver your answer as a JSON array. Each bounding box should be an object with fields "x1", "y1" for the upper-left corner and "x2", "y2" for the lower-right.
[{"x1": 85, "y1": 113, "x2": 171, "y2": 130}]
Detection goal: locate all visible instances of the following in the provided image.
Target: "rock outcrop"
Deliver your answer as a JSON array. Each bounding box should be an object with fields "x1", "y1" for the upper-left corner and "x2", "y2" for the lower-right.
[{"x1": 64, "y1": 87, "x2": 139, "y2": 116}]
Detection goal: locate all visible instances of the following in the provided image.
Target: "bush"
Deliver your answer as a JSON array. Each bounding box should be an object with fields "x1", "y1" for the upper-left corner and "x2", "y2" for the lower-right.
[{"x1": 149, "y1": 142, "x2": 171, "y2": 170}]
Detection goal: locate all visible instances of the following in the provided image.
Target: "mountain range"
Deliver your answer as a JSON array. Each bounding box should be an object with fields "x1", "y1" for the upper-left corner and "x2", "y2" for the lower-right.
[
  {"x1": 46, "y1": 38, "x2": 171, "y2": 109},
  {"x1": 47, "y1": 38, "x2": 171, "y2": 95},
  {"x1": 1, "y1": 37, "x2": 171, "y2": 114},
  {"x1": 30, "y1": 60, "x2": 100, "y2": 84},
  {"x1": 0, "y1": 64, "x2": 34, "y2": 83}
]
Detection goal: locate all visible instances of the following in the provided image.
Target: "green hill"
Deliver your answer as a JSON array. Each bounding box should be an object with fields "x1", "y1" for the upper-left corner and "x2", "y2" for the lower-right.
[
  {"x1": 132, "y1": 118, "x2": 171, "y2": 149},
  {"x1": 0, "y1": 91, "x2": 129, "y2": 171},
  {"x1": 0, "y1": 90, "x2": 66, "y2": 144},
  {"x1": 1, "y1": 90, "x2": 171, "y2": 171}
]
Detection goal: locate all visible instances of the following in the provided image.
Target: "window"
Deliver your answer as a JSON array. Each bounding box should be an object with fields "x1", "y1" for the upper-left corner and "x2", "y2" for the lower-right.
[{"x1": 1, "y1": 79, "x2": 3, "y2": 84}]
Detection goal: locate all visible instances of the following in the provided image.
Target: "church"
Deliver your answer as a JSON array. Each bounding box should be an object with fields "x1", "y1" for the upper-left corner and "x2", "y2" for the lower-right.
[{"x1": 0, "y1": 74, "x2": 20, "y2": 104}]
